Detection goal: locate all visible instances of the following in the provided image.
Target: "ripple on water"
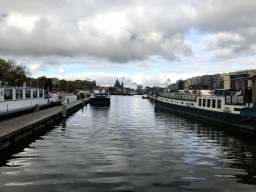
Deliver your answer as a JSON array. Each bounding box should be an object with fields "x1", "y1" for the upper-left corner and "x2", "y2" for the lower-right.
[{"x1": 1, "y1": 96, "x2": 256, "y2": 191}]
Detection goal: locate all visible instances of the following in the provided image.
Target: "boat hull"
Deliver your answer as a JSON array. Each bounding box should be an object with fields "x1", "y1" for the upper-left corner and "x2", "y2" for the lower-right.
[
  {"x1": 155, "y1": 98, "x2": 256, "y2": 132},
  {"x1": 90, "y1": 98, "x2": 110, "y2": 105}
]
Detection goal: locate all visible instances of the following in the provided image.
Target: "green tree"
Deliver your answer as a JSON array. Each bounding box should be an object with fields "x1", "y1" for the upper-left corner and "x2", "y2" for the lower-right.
[
  {"x1": 66, "y1": 81, "x2": 82, "y2": 92},
  {"x1": 85, "y1": 84, "x2": 94, "y2": 92},
  {"x1": 15, "y1": 63, "x2": 29, "y2": 86},
  {"x1": 45, "y1": 78, "x2": 54, "y2": 91},
  {"x1": 0, "y1": 58, "x2": 29, "y2": 86},
  {"x1": 108, "y1": 86, "x2": 116, "y2": 94},
  {"x1": 38, "y1": 76, "x2": 48, "y2": 89},
  {"x1": 0, "y1": 59, "x2": 11, "y2": 85},
  {"x1": 79, "y1": 81, "x2": 95, "y2": 92},
  {"x1": 59, "y1": 79, "x2": 67, "y2": 91}
]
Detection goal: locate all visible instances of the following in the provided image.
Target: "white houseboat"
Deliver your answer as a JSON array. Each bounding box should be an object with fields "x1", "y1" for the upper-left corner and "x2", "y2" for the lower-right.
[
  {"x1": 155, "y1": 92, "x2": 256, "y2": 132},
  {"x1": 0, "y1": 86, "x2": 59, "y2": 115}
]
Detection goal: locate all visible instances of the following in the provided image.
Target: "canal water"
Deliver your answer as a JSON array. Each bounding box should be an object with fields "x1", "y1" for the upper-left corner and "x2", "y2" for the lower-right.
[{"x1": 1, "y1": 95, "x2": 256, "y2": 191}]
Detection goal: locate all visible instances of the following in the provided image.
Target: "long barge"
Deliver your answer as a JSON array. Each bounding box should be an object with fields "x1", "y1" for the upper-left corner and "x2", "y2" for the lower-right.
[
  {"x1": 155, "y1": 93, "x2": 256, "y2": 132},
  {"x1": 0, "y1": 86, "x2": 60, "y2": 121}
]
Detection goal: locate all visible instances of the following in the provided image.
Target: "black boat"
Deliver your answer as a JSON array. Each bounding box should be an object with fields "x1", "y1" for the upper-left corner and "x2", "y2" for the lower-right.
[{"x1": 90, "y1": 92, "x2": 110, "y2": 105}]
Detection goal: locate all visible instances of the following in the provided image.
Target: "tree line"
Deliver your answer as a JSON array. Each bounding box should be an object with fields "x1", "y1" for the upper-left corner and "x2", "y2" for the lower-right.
[
  {"x1": 32, "y1": 77, "x2": 95, "y2": 92},
  {"x1": 59, "y1": 80, "x2": 95, "y2": 92},
  {"x1": 1, "y1": 58, "x2": 95, "y2": 92},
  {"x1": 0, "y1": 58, "x2": 30, "y2": 86}
]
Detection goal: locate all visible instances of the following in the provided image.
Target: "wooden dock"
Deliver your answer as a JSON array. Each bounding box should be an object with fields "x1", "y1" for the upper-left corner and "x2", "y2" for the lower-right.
[{"x1": 0, "y1": 98, "x2": 89, "y2": 155}]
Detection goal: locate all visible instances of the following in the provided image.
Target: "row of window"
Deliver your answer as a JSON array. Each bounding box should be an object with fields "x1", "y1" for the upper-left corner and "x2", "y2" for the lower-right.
[
  {"x1": 168, "y1": 99, "x2": 195, "y2": 107},
  {"x1": 166, "y1": 98, "x2": 242, "y2": 112},
  {"x1": 3, "y1": 89, "x2": 44, "y2": 100},
  {"x1": 198, "y1": 98, "x2": 221, "y2": 109},
  {"x1": 164, "y1": 97, "x2": 222, "y2": 109}
]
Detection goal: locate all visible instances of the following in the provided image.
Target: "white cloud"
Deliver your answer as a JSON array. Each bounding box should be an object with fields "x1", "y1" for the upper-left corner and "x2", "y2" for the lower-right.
[
  {"x1": 0, "y1": 0, "x2": 194, "y2": 64},
  {"x1": 27, "y1": 63, "x2": 48, "y2": 75},
  {"x1": 28, "y1": 64, "x2": 40, "y2": 73},
  {"x1": 1, "y1": 0, "x2": 256, "y2": 85},
  {"x1": 5, "y1": 13, "x2": 39, "y2": 32},
  {"x1": 57, "y1": 68, "x2": 65, "y2": 74}
]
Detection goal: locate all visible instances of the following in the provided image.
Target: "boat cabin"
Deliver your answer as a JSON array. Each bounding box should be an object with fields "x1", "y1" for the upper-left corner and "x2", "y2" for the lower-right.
[
  {"x1": 0, "y1": 87, "x2": 45, "y2": 102},
  {"x1": 158, "y1": 93, "x2": 246, "y2": 114}
]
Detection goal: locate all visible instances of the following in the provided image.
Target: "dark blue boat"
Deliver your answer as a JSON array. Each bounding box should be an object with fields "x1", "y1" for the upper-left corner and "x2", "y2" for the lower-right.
[{"x1": 90, "y1": 93, "x2": 110, "y2": 105}]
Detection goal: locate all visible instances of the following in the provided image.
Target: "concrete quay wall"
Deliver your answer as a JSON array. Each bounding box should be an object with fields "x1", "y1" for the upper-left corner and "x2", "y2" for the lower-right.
[{"x1": 0, "y1": 98, "x2": 89, "y2": 156}]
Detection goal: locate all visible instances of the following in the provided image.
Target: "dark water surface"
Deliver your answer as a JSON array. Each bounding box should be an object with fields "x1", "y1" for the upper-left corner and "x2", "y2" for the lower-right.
[{"x1": 1, "y1": 95, "x2": 256, "y2": 191}]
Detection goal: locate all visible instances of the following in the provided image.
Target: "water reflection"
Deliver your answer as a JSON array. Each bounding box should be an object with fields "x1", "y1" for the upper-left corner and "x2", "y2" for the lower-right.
[
  {"x1": 89, "y1": 104, "x2": 110, "y2": 119},
  {"x1": 1, "y1": 96, "x2": 256, "y2": 191},
  {"x1": 155, "y1": 106, "x2": 256, "y2": 186},
  {"x1": 62, "y1": 118, "x2": 66, "y2": 128}
]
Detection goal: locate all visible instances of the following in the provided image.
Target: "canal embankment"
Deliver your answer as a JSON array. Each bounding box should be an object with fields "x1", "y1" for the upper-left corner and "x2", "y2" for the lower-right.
[{"x1": 0, "y1": 98, "x2": 90, "y2": 155}]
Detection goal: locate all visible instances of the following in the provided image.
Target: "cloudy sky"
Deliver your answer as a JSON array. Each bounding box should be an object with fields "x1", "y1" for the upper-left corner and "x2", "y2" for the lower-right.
[{"x1": 1, "y1": 0, "x2": 256, "y2": 88}]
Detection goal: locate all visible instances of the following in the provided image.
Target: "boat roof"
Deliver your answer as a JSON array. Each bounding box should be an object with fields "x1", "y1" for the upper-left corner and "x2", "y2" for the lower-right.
[
  {"x1": 0, "y1": 86, "x2": 44, "y2": 90},
  {"x1": 94, "y1": 93, "x2": 108, "y2": 95}
]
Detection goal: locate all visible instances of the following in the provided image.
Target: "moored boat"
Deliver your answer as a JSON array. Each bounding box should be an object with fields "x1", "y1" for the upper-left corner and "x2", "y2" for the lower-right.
[
  {"x1": 155, "y1": 92, "x2": 256, "y2": 132},
  {"x1": 0, "y1": 86, "x2": 61, "y2": 120},
  {"x1": 90, "y1": 90, "x2": 110, "y2": 105}
]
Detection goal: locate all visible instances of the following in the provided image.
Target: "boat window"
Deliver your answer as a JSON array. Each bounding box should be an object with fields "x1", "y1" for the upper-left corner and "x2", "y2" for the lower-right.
[
  {"x1": 33, "y1": 90, "x2": 37, "y2": 98},
  {"x1": 234, "y1": 108, "x2": 242, "y2": 111},
  {"x1": 217, "y1": 100, "x2": 221, "y2": 109},
  {"x1": 25, "y1": 90, "x2": 31, "y2": 98},
  {"x1": 207, "y1": 99, "x2": 211, "y2": 107},
  {"x1": 203, "y1": 99, "x2": 206, "y2": 107},
  {"x1": 191, "y1": 103, "x2": 194, "y2": 106},
  {"x1": 39, "y1": 90, "x2": 43, "y2": 97},
  {"x1": 4, "y1": 89, "x2": 12, "y2": 100},
  {"x1": 199, "y1": 99, "x2": 201, "y2": 106},
  {"x1": 16, "y1": 89, "x2": 23, "y2": 99},
  {"x1": 181, "y1": 102, "x2": 183, "y2": 104},
  {"x1": 212, "y1": 99, "x2": 216, "y2": 108}
]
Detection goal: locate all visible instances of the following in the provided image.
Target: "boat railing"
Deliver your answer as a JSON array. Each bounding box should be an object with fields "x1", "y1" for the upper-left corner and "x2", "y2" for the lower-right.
[
  {"x1": 159, "y1": 93, "x2": 248, "y2": 106},
  {"x1": 159, "y1": 93, "x2": 197, "y2": 102},
  {"x1": 0, "y1": 103, "x2": 36, "y2": 113},
  {"x1": 198, "y1": 95, "x2": 221, "y2": 97}
]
